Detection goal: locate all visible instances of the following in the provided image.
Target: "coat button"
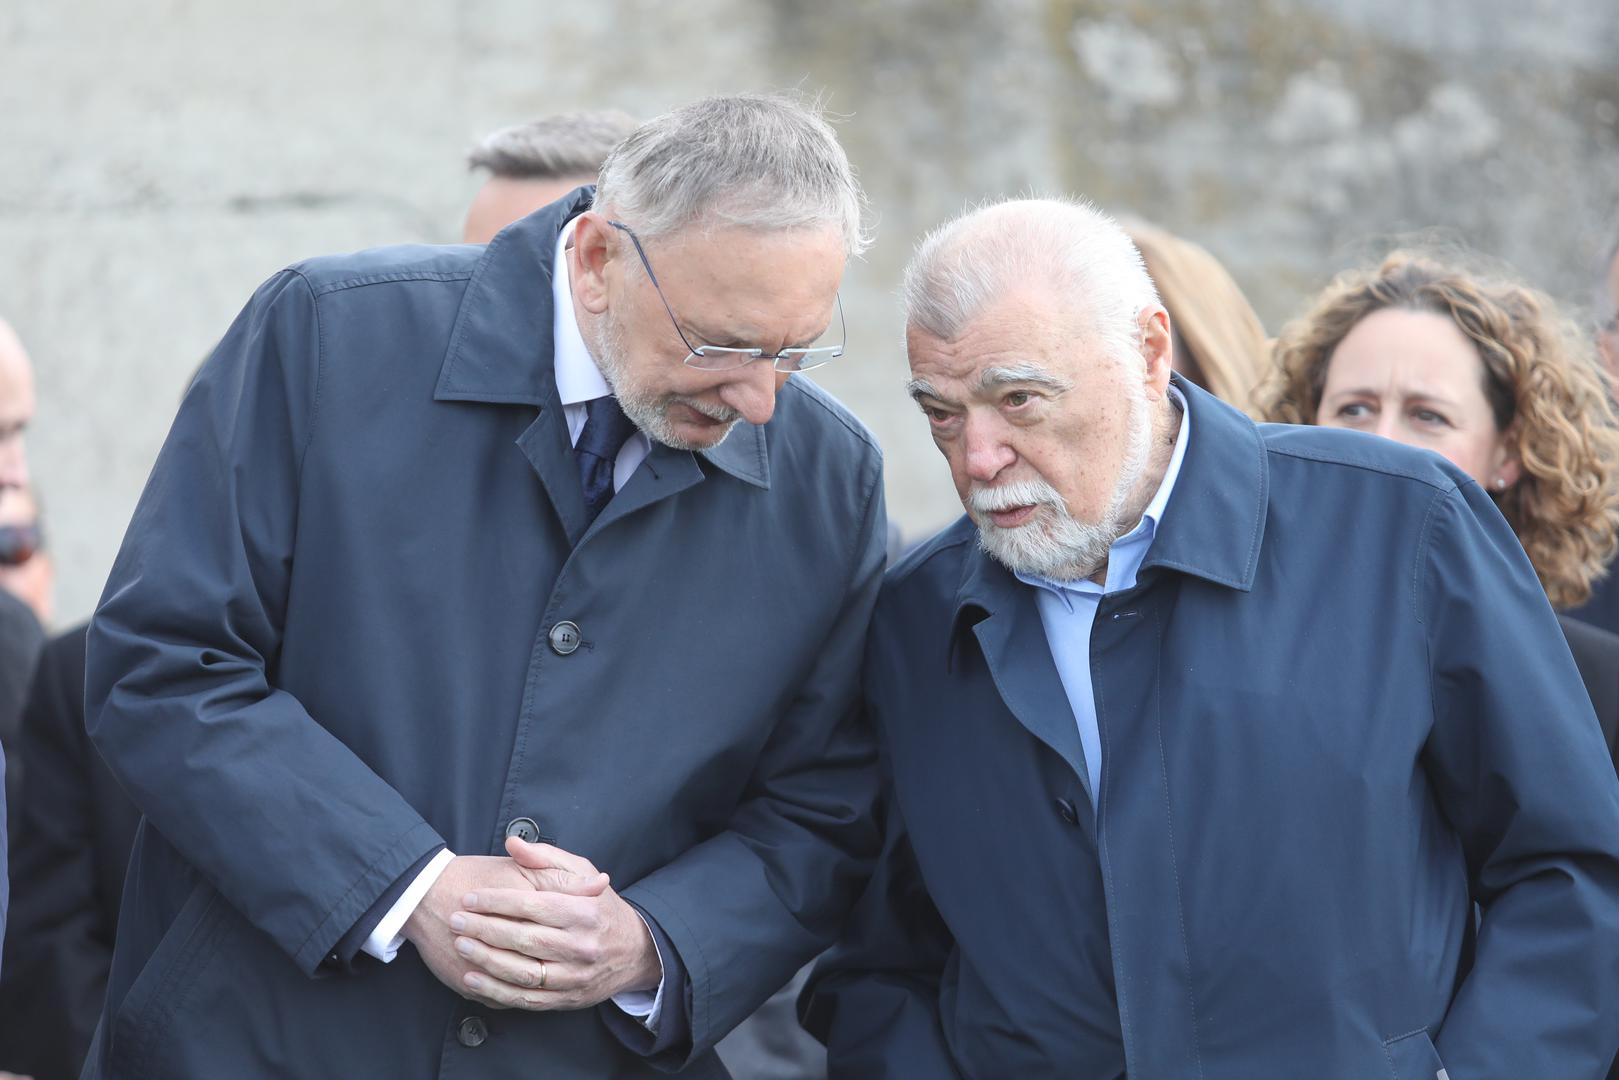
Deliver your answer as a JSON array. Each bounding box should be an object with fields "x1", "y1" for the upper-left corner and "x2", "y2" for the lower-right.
[
  {"x1": 457, "y1": 1016, "x2": 487, "y2": 1047},
  {"x1": 505, "y1": 817, "x2": 542, "y2": 844},
  {"x1": 548, "y1": 620, "x2": 582, "y2": 655},
  {"x1": 1055, "y1": 797, "x2": 1079, "y2": 825}
]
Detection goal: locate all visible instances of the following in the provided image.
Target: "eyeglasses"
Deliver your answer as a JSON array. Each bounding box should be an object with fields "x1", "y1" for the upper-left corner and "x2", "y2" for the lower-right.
[
  {"x1": 607, "y1": 220, "x2": 846, "y2": 372},
  {"x1": 0, "y1": 522, "x2": 41, "y2": 567}
]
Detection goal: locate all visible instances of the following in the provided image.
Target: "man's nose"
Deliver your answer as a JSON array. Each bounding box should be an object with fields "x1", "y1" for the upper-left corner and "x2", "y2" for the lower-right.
[
  {"x1": 716, "y1": 360, "x2": 783, "y2": 427},
  {"x1": 0, "y1": 437, "x2": 28, "y2": 491},
  {"x1": 961, "y1": 414, "x2": 1014, "y2": 483}
]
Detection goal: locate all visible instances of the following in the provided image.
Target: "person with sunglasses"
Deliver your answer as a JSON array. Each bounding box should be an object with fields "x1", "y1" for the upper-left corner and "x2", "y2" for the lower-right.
[
  {"x1": 0, "y1": 487, "x2": 51, "y2": 629},
  {"x1": 80, "y1": 94, "x2": 885, "y2": 1079}
]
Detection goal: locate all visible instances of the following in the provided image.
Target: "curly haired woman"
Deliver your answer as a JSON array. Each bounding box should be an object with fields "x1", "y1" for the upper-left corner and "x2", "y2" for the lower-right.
[{"x1": 1260, "y1": 250, "x2": 1619, "y2": 785}]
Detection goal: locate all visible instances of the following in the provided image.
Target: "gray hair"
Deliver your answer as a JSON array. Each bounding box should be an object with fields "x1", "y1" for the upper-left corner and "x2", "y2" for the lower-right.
[
  {"x1": 593, "y1": 93, "x2": 869, "y2": 256},
  {"x1": 467, "y1": 110, "x2": 639, "y2": 181},
  {"x1": 904, "y1": 197, "x2": 1160, "y2": 365}
]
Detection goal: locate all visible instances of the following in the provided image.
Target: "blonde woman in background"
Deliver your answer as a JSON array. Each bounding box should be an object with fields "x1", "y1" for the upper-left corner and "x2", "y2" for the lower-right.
[{"x1": 1126, "y1": 222, "x2": 1270, "y2": 415}]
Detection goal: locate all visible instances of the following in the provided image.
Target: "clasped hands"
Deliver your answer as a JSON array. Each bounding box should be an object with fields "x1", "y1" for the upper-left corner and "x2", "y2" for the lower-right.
[{"x1": 402, "y1": 836, "x2": 661, "y2": 1013}]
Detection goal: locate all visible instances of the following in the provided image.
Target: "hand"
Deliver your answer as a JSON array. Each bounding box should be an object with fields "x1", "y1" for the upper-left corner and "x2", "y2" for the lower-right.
[
  {"x1": 0, "y1": 1071, "x2": 37, "y2": 1080},
  {"x1": 450, "y1": 836, "x2": 662, "y2": 1011},
  {"x1": 402, "y1": 852, "x2": 608, "y2": 1007}
]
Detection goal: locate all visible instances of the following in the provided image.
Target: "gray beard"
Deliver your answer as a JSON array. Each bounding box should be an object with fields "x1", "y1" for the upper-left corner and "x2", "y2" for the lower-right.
[
  {"x1": 970, "y1": 389, "x2": 1154, "y2": 582},
  {"x1": 593, "y1": 309, "x2": 739, "y2": 452}
]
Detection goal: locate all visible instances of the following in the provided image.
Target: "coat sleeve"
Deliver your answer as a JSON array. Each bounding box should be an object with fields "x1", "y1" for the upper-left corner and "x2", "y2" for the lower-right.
[
  {"x1": 85, "y1": 270, "x2": 444, "y2": 978},
  {"x1": 616, "y1": 459, "x2": 888, "y2": 1065},
  {"x1": 800, "y1": 786, "x2": 963, "y2": 1079},
  {"x1": 1420, "y1": 482, "x2": 1619, "y2": 1077}
]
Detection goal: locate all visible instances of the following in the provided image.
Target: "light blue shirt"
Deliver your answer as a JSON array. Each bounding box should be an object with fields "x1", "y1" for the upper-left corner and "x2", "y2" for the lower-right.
[{"x1": 1015, "y1": 386, "x2": 1190, "y2": 806}]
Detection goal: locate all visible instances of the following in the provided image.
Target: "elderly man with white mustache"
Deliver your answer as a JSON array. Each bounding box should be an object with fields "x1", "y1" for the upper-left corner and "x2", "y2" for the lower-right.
[{"x1": 802, "y1": 198, "x2": 1619, "y2": 1079}]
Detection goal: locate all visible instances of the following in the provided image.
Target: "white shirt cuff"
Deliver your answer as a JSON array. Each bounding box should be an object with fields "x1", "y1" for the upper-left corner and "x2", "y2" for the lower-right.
[
  {"x1": 609, "y1": 909, "x2": 667, "y2": 1031},
  {"x1": 361, "y1": 848, "x2": 456, "y2": 963}
]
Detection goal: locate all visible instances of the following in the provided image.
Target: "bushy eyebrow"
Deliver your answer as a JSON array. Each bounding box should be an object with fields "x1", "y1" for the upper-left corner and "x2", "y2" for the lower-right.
[
  {"x1": 906, "y1": 364, "x2": 1071, "y2": 406},
  {"x1": 979, "y1": 363, "x2": 1071, "y2": 394}
]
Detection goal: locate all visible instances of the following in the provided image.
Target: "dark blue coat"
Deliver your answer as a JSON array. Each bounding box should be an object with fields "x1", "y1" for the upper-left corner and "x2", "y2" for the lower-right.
[
  {"x1": 83, "y1": 192, "x2": 886, "y2": 1078},
  {"x1": 806, "y1": 380, "x2": 1619, "y2": 1079}
]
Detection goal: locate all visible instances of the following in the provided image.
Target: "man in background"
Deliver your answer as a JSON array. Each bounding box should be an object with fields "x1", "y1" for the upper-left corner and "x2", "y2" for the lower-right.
[
  {"x1": 461, "y1": 110, "x2": 637, "y2": 244},
  {"x1": 0, "y1": 316, "x2": 42, "y2": 975}
]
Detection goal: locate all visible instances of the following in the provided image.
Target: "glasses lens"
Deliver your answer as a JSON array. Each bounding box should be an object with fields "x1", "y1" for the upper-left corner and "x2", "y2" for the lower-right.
[
  {"x1": 685, "y1": 347, "x2": 761, "y2": 371},
  {"x1": 774, "y1": 347, "x2": 844, "y2": 373}
]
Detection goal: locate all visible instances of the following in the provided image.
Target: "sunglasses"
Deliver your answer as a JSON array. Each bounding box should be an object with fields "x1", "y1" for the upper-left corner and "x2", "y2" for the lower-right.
[{"x1": 0, "y1": 522, "x2": 43, "y2": 566}]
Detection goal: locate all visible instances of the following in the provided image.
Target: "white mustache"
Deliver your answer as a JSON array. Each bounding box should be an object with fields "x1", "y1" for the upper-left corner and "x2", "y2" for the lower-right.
[
  {"x1": 968, "y1": 478, "x2": 1065, "y2": 516},
  {"x1": 675, "y1": 396, "x2": 741, "y2": 423}
]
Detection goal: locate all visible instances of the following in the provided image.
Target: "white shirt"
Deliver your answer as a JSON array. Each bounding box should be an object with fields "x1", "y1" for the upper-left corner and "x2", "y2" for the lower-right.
[{"x1": 362, "y1": 220, "x2": 664, "y2": 1029}]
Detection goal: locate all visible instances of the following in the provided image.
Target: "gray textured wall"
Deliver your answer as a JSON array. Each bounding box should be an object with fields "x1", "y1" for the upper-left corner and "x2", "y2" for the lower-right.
[{"x1": 5, "y1": 0, "x2": 1618, "y2": 626}]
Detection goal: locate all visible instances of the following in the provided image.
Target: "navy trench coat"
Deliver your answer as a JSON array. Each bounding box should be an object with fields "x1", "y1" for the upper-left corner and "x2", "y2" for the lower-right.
[
  {"x1": 83, "y1": 191, "x2": 886, "y2": 1078},
  {"x1": 806, "y1": 380, "x2": 1619, "y2": 1079}
]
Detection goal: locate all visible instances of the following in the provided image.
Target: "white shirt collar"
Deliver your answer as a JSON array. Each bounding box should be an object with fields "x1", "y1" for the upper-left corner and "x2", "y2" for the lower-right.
[
  {"x1": 551, "y1": 219, "x2": 612, "y2": 407},
  {"x1": 1138, "y1": 382, "x2": 1190, "y2": 534}
]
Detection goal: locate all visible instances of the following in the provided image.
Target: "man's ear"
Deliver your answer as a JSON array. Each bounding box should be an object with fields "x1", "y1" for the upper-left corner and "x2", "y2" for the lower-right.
[
  {"x1": 1139, "y1": 305, "x2": 1173, "y2": 398},
  {"x1": 569, "y1": 212, "x2": 614, "y2": 315}
]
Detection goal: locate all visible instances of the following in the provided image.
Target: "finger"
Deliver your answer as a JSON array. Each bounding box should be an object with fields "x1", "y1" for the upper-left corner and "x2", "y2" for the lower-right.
[
  {"x1": 449, "y1": 911, "x2": 578, "y2": 961},
  {"x1": 505, "y1": 837, "x2": 600, "y2": 878},
  {"x1": 454, "y1": 935, "x2": 578, "y2": 992},
  {"x1": 519, "y1": 864, "x2": 610, "y2": 897},
  {"x1": 463, "y1": 969, "x2": 571, "y2": 1012},
  {"x1": 462, "y1": 888, "x2": 602, "y2": 931}
]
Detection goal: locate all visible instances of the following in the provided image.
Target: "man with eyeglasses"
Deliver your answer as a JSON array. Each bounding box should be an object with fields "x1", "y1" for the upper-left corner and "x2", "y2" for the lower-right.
[{"x1": 80, "y1": 93, "x2": 885, "y2": 1079}]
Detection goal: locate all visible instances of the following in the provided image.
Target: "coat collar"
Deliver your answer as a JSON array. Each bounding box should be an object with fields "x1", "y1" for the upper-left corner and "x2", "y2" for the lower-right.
[
  {"x1": 952, "y1": 374, "x2": 1268, "y2": 629},
  {"x1": 432, "y1": 186, "x2": 770, "y2": 490}
]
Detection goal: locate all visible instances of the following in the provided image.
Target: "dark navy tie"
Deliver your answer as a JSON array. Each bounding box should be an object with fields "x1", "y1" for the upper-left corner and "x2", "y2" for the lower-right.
[{"x1": 575, "y1": 395, "x2": 637, "y2": 523}]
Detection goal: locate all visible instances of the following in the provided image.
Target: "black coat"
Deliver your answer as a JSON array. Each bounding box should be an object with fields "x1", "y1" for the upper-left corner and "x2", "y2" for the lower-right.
[
  {"x1": 1565, "y1": 570, "x2": 1619, "y2": 638},
  {"x1": 0, "y1": 625, "x2": 140, "y2": 1080},
  {"x1": 1562, "y1": 614, "x2": 1619, "y2": 774}
]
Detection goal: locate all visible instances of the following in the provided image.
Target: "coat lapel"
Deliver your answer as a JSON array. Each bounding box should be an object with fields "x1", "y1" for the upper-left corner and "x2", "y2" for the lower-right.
[
  {"x1": 959, "y1": 554, "x2": 1096, "y2": 808},
  {"x1": 516, "y1": 405, "x2": 590, "y2": 549}
]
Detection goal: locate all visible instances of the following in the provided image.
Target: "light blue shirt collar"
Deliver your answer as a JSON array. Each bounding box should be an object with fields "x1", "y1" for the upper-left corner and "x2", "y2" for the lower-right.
[{"x1": 1017, "y1": 383, "x2": 1190, "y2": 606}]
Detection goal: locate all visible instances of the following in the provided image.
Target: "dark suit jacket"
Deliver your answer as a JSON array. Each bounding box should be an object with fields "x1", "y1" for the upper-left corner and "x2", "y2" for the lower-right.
[
  {"x1": 1561, "y1": 614, "x2": 1619, "y2": 775},
  {"x1": 1560, "y1": 615, "x2": 1619, "y2": 1080},
  {"x1": 1, "y1": 588, "x2": 42, "y2": 851},
  {"x1": 0, "y1": 625, "x2": 141, "y2": 1080},
  {"x1": 1565, "y1": 569, "x2": 1619, "y2": 638}
]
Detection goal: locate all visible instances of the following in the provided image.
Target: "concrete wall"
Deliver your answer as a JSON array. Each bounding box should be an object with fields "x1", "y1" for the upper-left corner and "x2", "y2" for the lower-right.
[{"x1": 4, "y1": 0, "x2": 1617, "y2": 626}]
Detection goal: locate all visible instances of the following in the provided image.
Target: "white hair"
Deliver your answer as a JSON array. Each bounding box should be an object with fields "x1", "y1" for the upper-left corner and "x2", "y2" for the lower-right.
[
  {"x1": 903, "y1": 197, "x2": 1160, "y2": 364},
  {"x1": 592, "y1": 93, "x2": 869, "y2": 256}
]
